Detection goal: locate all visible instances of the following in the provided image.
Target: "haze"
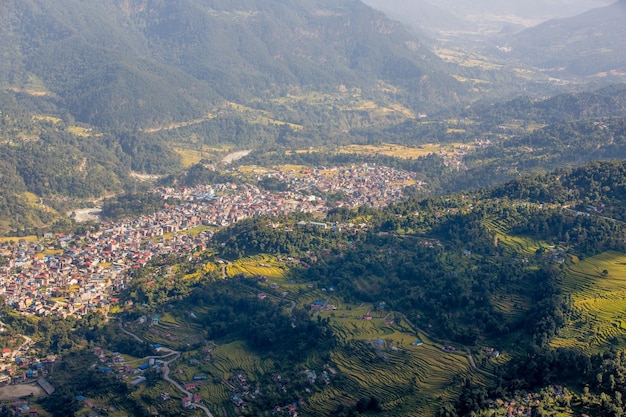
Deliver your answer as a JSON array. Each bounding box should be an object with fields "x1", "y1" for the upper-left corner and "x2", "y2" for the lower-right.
[{"x1": 362, "y1": 0, "x2": 616, "y2": 35}]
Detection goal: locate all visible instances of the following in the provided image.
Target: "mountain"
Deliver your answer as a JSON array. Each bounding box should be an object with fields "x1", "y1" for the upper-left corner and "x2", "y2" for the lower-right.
[
  {"x1": 467, "y1": 83, "x2": 626, "y2": 124},
  {"x1": 0, "y1": 0, "x2": 465, "y2": 130},
  {"x1": 362, "y1": 0, "x2": 614, "y2": 38},
  {"x1": 360, "y1": 0, "x2": 471, "y2": 35},
  {"x1": 497, "y1": 0, "x2": 626, "y2": 77}
]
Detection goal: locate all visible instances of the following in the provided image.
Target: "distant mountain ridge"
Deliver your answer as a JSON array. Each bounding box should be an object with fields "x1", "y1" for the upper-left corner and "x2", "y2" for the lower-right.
[
  {"x1": 0, "y1": 0, "x2": 464, "y2": 129},
  {"x1": 362, "y1": 0, "x2": 614, "y2": 37},
  {"x1": 497, "y1": 0, "x2": 626, "y2": 77}
]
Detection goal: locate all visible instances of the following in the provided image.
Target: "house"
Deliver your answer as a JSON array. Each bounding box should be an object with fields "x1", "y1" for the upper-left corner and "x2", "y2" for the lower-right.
[
  {"x1": 257, "y1": 293, "x2": 267, "y2": 300},
  {"x1": 151, "y1": 315, "x2": 159, "y2": 325},
  {"x1": 310, "y1": 301, "x2": 324, "y2": 311},
  {"x1": 2, "y1": 348, "x2": 12, "y2": 358}
]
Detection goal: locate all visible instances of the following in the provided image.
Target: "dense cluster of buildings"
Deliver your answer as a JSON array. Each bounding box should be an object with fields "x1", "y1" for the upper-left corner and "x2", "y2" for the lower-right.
[{"x1": 0, "y1": 164, "x2": 420, "y2": 318}]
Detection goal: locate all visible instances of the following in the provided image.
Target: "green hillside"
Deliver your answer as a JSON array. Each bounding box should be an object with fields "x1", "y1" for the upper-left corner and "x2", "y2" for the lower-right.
[{"x1": 0, "y1": 0, "x2": 466, "y2": 130}]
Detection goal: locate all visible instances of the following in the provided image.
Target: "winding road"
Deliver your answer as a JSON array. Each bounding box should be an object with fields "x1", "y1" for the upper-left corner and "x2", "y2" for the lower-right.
[{"x1": 118, "y1": 320, "x2": 215, "y2": 417}]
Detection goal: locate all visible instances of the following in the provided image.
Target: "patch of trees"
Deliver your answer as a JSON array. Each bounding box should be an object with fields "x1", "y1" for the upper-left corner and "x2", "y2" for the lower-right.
[
  {"x1": 456, "y1": 347, "x2": 626, "y2": 417},
  {"x1": 158, "y1": 162, "x2": 240, "y2": 188},
  {"x1": 466, "y1": 83, "x2": 626, "y2": 126},
  {"x1": 41, "y1": 351, "x2": 150, "y2": 417},
  {"x1": 101, "y1": 191, "x2": 178, "y2": 220},
  {"x1": 331, "y1": 396, "x2": 384, "y2": 416},
  {"x1": 214, "y1": 216, "x2": 346, "y2": 259},
  {"x1": 186, "y1": 282, "x2": 335, "y2": 362},
  {"x1": 510, "y1": 208, "x2": 625, "y2": 256},
  {"x1": 298, "y1": 232, "x2": 523, "y2": 344}
]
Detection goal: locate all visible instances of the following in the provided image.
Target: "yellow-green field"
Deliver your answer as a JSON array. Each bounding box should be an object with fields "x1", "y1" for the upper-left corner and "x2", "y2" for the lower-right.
[
  {"x1": 10, "y1": 74, "x2": 49, "y2": 96},
  {"x1": 225, "y1": 255, "x2": 288, "y2": 280},
  {"x1": 433, "y1": 48, "x2": 503, "y2": 70},
  {"x1": 269, "y1": 90, "x2": 415, "y2": 120},
  {"x1": 289, "y1": 143, "x2": 454, "y2": 160},
  {"x1": 157, "y1": 298, "x2": 486, "y2": 416},
  {"x1": 227, "y1": 102, "x2": 303, "y2": 130},
  {"x1": 552, "y1": 251, "x2": 626, "y2": 352},
  {"x1": 32, "y1": 115, "x2": 62, "y2": 124},
  {"x1": 0, "y1": 235, "x2": 38, "y2": 243},
  {"x1": 483, "y1": 217, "x2": 545, "y2": 257},
  {"x1": 66, "y1": 126, "x2": 102, "y2": 137},
  {"x1": 173, "y1": 144, "x2": 233, "y2": 168}
]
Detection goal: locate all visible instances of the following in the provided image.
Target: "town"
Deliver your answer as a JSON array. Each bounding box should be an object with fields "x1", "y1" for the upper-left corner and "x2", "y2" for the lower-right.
[{"x1": 0, "y1": 163, "x2": 421, "y2": 319}]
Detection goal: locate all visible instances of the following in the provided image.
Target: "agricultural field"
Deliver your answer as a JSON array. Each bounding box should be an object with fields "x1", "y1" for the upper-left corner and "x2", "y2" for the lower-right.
[
  {"x1": 134, "y1": 295, "x2": 485, "y2": 417},
  {"x1": 302, "y1": 303, "x2": 486, "y2": 416},
  {"x1": 226, "y1": 102, "x2": 303, "y2": 131},
  {"x1": 131, "y1": 314, "x2": 205, "y2": 350},
  {"x1": 0, "y1": 235, "x2": 38, "y2": 243},
  {"x1": 224, "y1": 255, "x2": 288, "y2": 280},
  {"x1": 173, "y1": 144, "x2": 233, "y2": 168},
  {"x1": 269, "y1": 89, "x2": 415, "y2": 120},
  {"x1": 32, "y1": 115, "x2": 61, "y2": 124},
  {"x1": 483, "y1": 217, "x2": 545, "y2": 257},
  {"x1": 432, "y1": 48, "x2": 503, "y2": 71},
  {"x1": 293, "y1": 143, "x2": 443, "y2": 159},
  {"x1": 288, "y1": 142, "x2": 475, "y2": 161},
  {"x1": 11, "y1": 74, "x2": 49, "y2": 96},
  {"x1": 552, "y1": 251, "x2": 626, "y2": 352},
  {"x1": 67, "y1": 125, "x2": 101, "y2": 137}
]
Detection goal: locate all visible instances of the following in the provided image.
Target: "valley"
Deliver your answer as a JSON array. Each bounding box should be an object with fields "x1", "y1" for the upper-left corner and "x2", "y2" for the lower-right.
[{"x1": 1, "y1": 0, "x2": 626, "y2": 416}]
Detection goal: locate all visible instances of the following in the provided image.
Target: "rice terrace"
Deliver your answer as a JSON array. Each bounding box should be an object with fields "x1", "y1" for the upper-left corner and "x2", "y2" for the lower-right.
[
  {"x1": 121, "y1": 251, "x2": 493, "y2": 417},
  {"x1": 552, "y1": 251, "x2": 626, "y2": 352}
]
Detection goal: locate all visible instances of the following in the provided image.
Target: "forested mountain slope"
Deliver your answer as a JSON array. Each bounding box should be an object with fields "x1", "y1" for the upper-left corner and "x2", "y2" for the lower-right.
[
  {"x1": 498, "y1": 0, "x2": 626, "y2": 77},
  {"x1": 0, "y1": 0, "x2": 464, "y2": 129}
]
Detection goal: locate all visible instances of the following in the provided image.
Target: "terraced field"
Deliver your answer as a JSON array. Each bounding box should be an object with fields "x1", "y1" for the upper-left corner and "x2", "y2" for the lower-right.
[
  {"x1": 552, "y1": 251, "x2": 626, "y2": 352},
  {"x1": 225, "y1": 255, "x2": 288, "y2": 279},
  {"x1": 483, "y1": 217, "x2": 544, "y2": 257},
  {"x1": 303, "y1": 304, "x2": 486, "y2": 416}
]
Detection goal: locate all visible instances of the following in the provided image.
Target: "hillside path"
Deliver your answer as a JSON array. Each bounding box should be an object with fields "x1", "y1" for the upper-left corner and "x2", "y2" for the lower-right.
[{"x1": 119, "y1": 320, "x2": 215, "y2": 417}]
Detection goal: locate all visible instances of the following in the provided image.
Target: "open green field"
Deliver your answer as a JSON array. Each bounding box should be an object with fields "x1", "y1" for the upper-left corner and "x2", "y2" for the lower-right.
[
  {"x1": 269, "y1": 88, "x2": 415, "y2": 120},
  {"x1": 552, "y1": 251, "x2": 626, "y2": 352},
  {"x1": 226, "y1": 102, "x2": 303, "y2": 131},
  {"x1": 173, "y1": 144, "x2": 233, "y2": 168}
]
